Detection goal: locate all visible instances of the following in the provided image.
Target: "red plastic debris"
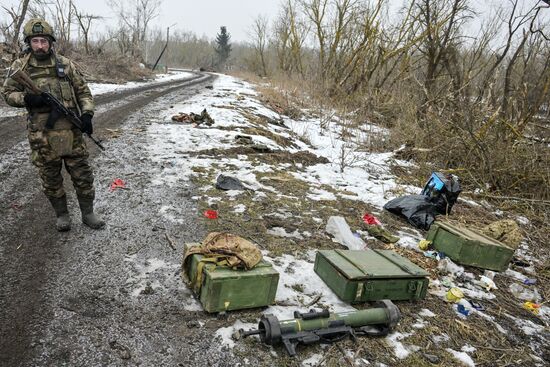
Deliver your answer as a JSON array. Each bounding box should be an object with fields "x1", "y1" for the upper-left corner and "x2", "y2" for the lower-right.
[
  {"x1": 109, "y1": 178, "x2": 127, "y2": 192},
  {"x1": 10, "y1": 203, "x2": 22, "y2": 210},
  {"x1": 362, "y1": 213, "x2": 382, "y2": 226},
  {"x1": 204, "y1": 210, "x2": 218, "y2": 219}
]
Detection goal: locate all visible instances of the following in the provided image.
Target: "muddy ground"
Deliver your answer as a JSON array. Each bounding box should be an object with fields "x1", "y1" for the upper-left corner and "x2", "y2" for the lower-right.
[{"x1": 0, "y1": 72, "x2": 248, "y2": 366}]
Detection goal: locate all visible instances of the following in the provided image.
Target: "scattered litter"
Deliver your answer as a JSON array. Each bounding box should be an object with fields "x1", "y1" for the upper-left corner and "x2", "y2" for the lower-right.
[
  {"x1": 204, "y1": 209, "x2": 218, "y2": 219},
  {"x1": 456, "y1": 303, "x2": 470, "y2": 316},
  {"x1": 325, "y1": 216, "x2": 367, "y2": 250},
  {"x1": 364, "y1": 225, "x2": 400, "y2": 244},
  {"x1": 510, "y1": 257, "x2": 530, "y2": 267},
  {"x1": 438, "y1": 258, "x2": 464, "y2": 277},
  {"x1": 215, "y1": 174, "x2": 248, "y2": 191},
  {"x1": 523, "y1": 301, "x2": 541, "y2": 315},
  {"x1": 109, "y1": 178, "x2": 127, "y2": 191},
  {"x1": 171, "y1": 108, "x2": 214, "y2": 126},
  {"x1": 384, "y1": 173, "x2": 461, "y2": 229},
  {"x1": 384, "y1": 195, "x2": 438, "y2": 230},
  {"x1": 418, "y1": 239, "x2": 432, "y2": 250},
  {"x1": 362, "y1": 213, "x2": 382, "y2": 225},
  {"x1": 523, "y1": 278, "x2": 537, "y2": 286},
  {"x1": 441, "y1": 278, "x2": 454, "y2": 288},
  {"x1": 478, "y1": 275, "x2": 497, "y2": 291},
  {"x1": 421, "y1": 172, "x2": 461, "y2": 214},
  {"x1": 509, "y1": 283, "x2": 541, "y2": 302},
  {"x1": 446, "y1": 287, "x2": 464, "y2": 303},
  {"x1": 469, "y1": 300, "x2": 485, "y2": 311}
]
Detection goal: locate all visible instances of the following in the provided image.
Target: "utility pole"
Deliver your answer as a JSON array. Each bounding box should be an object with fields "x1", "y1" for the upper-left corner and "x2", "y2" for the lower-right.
[
  {"x1": 165, "y1": 23, "x2": 177, "y2": 73},
  {"x1": 152, "y1": 23, "x2": 176, "y2": 72},
  {"x1": 165, "y1": 26, "x2": 169, "y2": 73}
]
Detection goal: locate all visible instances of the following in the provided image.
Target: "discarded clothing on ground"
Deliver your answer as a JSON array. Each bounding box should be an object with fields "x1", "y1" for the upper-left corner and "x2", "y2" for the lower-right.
[
  {"x1": 215, "y1": 174, "x2": 248, "y2": 191},
  {"x1": 480, "y1": 219, "x2": 522, "y2": 249},
  {"x1": 171, "y1": 108, "x2": 214, "y2": 126},
  {"x1": 361, "y1": 213, "x2": 399, "y2": 243},
  {"x1": 183, "y1": 232, "x2": 263, "y2": 271},
  {"x1": 365, "y1": 225, "x2": 400, "y2": 244}
]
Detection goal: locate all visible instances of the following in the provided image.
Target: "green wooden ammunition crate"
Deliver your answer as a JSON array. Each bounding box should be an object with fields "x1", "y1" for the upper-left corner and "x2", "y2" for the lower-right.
[
  {"x1": 314, "y1": 249, "x2": 429, "y2": 303},
  {"x1": 426, "y1": 221, "x2": 515, "y2": 271},
  {"x1": 185, "y1": 253, "x2": 279, "y2": 313}
]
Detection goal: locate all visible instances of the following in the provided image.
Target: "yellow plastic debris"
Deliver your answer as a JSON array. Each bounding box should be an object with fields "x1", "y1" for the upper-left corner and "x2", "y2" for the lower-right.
[{"x1": 418, "y1": 239, "x2": 432, "y2": 251}]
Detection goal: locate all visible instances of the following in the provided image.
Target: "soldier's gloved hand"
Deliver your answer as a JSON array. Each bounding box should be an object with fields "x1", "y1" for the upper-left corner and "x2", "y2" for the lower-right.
[
  {"x1": 23, "y1": 94, "x2": 48, "y2": 108},
  {"x1": 81, "y1": 113, "x2": 93, "y2": 135}
]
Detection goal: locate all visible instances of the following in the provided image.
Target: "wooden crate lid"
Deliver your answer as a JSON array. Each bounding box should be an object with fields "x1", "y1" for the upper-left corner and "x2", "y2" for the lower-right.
[{"x1": 318, "y1": 249, "x2": 429, "y2": 280}]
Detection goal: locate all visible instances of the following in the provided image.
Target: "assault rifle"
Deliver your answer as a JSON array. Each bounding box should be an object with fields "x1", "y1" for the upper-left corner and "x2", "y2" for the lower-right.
[
  {"x1": 9, "y1": 68, "x2": 105, "y2": 151},
  {"x1": 237, "y1": 300, "x2": 401, "y2": 356}
]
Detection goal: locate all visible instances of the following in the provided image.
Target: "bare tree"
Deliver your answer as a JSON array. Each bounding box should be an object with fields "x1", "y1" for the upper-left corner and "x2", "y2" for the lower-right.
[
  {"x1": 249, "y1": 15, "x2": 269, "y2": 76},
  {"x1": 107, "y1": 0, "x2": 162, "y2": 59},
  {"x1": 71, "y1": 2, "x2": 102, "y2": 55},
  {"x1": 1, "y1": 0, "x2": 31, "y2": 54}
]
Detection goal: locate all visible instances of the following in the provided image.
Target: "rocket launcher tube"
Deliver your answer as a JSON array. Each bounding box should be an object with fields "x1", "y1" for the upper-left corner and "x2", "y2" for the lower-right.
[{"x1": 239, "y1": 300, "x2": 401, "y2": 356}]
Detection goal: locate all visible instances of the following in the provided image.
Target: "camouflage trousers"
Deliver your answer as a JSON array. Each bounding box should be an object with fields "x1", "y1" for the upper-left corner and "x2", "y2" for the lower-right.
[{"x1": 28, "y1": 127, "x2": 95, "y2": 200}]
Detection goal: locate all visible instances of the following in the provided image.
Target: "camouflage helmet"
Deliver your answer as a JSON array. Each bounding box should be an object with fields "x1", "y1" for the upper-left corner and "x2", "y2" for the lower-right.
[{"x1": 23, "y1": 18, "x2": 56, "y2": 42}]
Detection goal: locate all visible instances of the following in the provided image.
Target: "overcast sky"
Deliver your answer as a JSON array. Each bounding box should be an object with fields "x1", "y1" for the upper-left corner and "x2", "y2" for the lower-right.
[
  {"x1": 1, "y1": 0, "x2": 282, "y2": 43},
  {"x1": 1, "y1": 0, "x2": 546, "y2": 44}
]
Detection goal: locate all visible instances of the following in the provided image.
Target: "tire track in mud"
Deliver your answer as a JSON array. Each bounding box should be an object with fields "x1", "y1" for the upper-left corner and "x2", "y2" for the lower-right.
[{"x1": 0, "y1": 71, "x2": 215, "y2": 367}]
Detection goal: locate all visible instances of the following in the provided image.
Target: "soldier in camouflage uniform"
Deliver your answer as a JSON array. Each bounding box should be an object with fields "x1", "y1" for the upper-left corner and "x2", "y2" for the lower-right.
[{"x1": 1, "y1": 18, "x2": 104, "y2": 231}]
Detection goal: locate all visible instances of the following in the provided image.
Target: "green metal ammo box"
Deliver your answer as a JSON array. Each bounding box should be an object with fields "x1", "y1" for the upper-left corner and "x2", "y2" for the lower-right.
[
  {"x1": 184, "y1": 252, "x2": 279, "y2": 313},
  {"x1": 314, "y1": 249, "x2": 429, "y2": 303},
  {"x1": 426, "y1": 221, "x2": 515, "y2": 272}
]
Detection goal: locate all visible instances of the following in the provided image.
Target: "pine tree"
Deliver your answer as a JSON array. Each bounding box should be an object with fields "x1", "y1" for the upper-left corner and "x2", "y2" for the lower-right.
[{"x1": 214, "y1": 26, "x2": 232, "y2": 68}]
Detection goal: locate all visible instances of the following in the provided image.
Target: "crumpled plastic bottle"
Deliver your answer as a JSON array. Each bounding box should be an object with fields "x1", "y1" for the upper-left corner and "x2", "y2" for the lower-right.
[{"x1": 509, "y1": 283, "x2": 541, "y2": 302}]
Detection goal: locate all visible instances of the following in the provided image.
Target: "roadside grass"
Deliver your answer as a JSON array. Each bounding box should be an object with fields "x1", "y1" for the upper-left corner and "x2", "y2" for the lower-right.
[{"x1": 181, "y1": 73, "x2": 548, "y2": 366}]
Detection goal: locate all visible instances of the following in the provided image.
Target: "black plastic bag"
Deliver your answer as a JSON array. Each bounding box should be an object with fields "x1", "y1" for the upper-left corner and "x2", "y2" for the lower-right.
[
  {"x1": 383, "y1": 195, "x2": 437, "y2": 230},
  {"x1": 215, "y1": 174, "x2": 247, "y2": 191}
]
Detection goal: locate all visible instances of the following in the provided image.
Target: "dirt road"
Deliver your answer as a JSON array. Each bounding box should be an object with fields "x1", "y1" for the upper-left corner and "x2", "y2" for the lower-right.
[{"x1": 0, "y1": 71, "x2": 242, "y2": 366}]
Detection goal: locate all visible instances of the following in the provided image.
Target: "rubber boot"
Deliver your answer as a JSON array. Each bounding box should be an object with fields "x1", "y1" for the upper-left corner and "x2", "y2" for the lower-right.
[
  {"x1": 47, "y1": 195, "x2": 71, "y2": 232},
  {"x1": 77, "y1": 196, "x2": 105, "y2": 229}
]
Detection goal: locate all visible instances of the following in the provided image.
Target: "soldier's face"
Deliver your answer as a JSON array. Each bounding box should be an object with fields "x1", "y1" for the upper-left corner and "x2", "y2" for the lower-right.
[{"x1": 30, "y1": 37, "x2": 50, "y2": 54}]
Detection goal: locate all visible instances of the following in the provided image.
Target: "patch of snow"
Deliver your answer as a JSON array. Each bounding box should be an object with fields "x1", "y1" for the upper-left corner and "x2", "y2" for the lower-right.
[
  {"x1": 215, "y1": 320, "x2": 256, "y2": 349},
  {"x1": 386, "y1": 332, "x2": 418, "y2": 359},
  {"x1": 302, "y1": 353, "x2": 323, "y2": 366},
  {"x1": 446, "y1": 348, "x2": 475, "y2": 367},
  {"x1": 89, "y1": 70, "x2": 195, "y2": 95},
  {"x1": 266, "y1": 227, "x2": 304, "y2": 239},
  {"x1": 432, "y1": 334, "x2": 450, "y2": 344},
  {"x1": 308, "y1": 187, "x2": 337, "y2": 201},
  {"x1": 264, "y1": 252, "x2": 355, "y2": 318},
  {"x1": 419, "y1": 309, "x2": 436, "y2": 317},
  {"x1": 233, "y1": 204, "x2": 246, "y2": 213},
  {"x1": 461, "y1": 345, "x2": 476, "y2": 353},
  {"x1": 516, "y1": 216, "x2": 530, "y2": 225}
]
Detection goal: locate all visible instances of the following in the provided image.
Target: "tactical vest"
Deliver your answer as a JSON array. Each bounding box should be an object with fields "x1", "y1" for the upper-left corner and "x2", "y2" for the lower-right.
[{"x1": 24, "y1": 53, "x2": 77, "y2": 130}]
